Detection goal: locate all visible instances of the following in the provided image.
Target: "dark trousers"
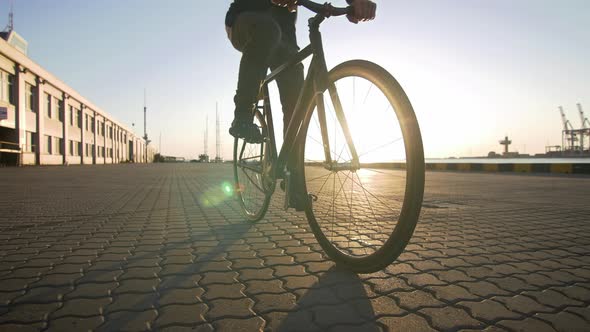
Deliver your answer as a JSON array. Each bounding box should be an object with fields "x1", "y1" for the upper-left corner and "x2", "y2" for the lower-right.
[{"x1": 229, "y1": 8, "x2": 305, "y2": 136}]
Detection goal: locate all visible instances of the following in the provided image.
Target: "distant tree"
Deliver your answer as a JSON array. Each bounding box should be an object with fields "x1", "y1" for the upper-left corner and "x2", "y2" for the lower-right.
[
  {"x1": 153, "y1": 153, "x2": 166, "y2": 163},
  {"x1": 198, "y1": 154, "x2": 210, "y2": 163}
]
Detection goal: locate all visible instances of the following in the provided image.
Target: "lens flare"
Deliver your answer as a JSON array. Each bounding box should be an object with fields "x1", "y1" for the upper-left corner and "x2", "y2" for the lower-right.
[
  {"x1": 198, "y1": 181, "x2": 236, "y2": 207},
  {"x1": 222, "y1": 182, "x2": 234, "y2": 196}
]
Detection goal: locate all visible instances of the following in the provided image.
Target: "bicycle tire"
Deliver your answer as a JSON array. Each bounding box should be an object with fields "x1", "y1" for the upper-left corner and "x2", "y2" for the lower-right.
[
  {"x1": 233, "y1": 109, "x2": 275, "y2": 222},
  {"x1": 299, "y1": 60, "x2": 425, "y2": 273}
]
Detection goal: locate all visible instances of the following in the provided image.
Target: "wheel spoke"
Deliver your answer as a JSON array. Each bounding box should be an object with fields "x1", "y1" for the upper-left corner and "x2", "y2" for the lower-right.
[
  {"x1": 349, "y1": 173, "x2": 402, "y2": 213},
  {"x1": 361, "y1": 167, "x2": 408, "y2": 179},
  {"x1": 237, "y1": 162, "x2": 263, "y2": 174},
  {"x1": 306, "y1": 171, "x2": 332, "y2": 183},
  {"x1": 314, "y1": 170, "x2": 334, "y2": 199},
  {"x1": 358, "y1": 138, "x2": 403, "y2": 159},
  {"x1": 362, "y1": 83, "x2": 373, "y2": 105},
  {"x1": 241, "y1": 154, "x2": 263, "y2": 161},
  {"x1": 240, "y1": 168, "x2": 265, "y2": 195}
]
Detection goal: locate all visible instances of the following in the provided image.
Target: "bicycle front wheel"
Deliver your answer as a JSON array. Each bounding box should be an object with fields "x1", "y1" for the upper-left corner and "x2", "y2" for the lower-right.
[
  {"x1": 300, "y1": 60, "x2": 425, "y2": 273},
  {"x1": 233, "y1": 109, "x2": 275, "y2": 222}
]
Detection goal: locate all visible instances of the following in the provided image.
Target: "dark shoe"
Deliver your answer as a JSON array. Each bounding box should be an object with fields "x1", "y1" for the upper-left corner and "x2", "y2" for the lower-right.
[
  {"x1": 289, "y1": 192, "x2": 308, "y2": 212},
  {"x1": 281, "y1": 178, "x2": 307, "y2": 212},
  {"x1": 229, "y1": 120, "x2": 264, "y2": 144}
]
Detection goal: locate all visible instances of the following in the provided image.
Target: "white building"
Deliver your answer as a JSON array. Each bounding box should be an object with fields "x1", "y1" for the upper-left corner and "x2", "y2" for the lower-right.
[{"x1": 0, "y1": 30, "x2": 154, "y2": 166}]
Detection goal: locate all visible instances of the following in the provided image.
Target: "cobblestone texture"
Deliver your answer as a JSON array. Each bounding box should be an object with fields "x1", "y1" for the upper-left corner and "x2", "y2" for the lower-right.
[{"x1": 0, "y1": 164, "x2": 589, "y2": 331}]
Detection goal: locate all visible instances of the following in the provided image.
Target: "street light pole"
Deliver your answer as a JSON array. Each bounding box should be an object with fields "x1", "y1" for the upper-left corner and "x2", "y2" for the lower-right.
[{"x1": 143, "y1": 89, "x2": 149, "y2": 163}]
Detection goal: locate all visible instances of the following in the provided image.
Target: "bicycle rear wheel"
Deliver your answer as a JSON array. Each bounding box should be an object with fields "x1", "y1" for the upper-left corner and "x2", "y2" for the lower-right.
[
  {"x1": 300, "y1": 60, "x2": 425, "y2": 273},
  {"x1": 233, "y1": 110, "x2": 275, "y2": 222}
]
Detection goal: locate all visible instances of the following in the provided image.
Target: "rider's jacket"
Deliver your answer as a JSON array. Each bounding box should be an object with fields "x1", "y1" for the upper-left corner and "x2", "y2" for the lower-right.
[
  {"x1": 225, "y1": 0, "x2": 353, "y2": 27},
  {"x1": 226, "y1": 0, "x2": 282, "y2": 27}
]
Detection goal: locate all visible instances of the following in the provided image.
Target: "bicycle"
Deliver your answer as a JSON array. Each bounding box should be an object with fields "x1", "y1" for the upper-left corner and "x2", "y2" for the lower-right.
[{"x1": 233, "y1": 0, "x2": 425, "y2": 273}]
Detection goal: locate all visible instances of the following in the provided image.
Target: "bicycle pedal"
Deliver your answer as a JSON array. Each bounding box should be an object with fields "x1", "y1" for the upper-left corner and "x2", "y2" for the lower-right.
[
  {"x1": 280, "y1": 180, "x2": 286, "y2": 191},
  {"x1": 309, "y1": 193, "x2": 318, "y2": 202}
]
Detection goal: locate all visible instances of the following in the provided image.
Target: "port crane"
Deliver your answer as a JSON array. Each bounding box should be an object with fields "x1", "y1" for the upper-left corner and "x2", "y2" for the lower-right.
[
  {"x1": 578, "y1": 103, "x2": 590, "y2": 152},
  {"x1": 560, "y1": 106, "x2": 577, "y2": 152}
]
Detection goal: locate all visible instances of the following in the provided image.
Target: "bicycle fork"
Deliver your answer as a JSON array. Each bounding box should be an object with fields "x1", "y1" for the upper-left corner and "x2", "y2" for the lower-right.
[{"x1": 316, "y1": 83, "x2": 361, "y2": 172}]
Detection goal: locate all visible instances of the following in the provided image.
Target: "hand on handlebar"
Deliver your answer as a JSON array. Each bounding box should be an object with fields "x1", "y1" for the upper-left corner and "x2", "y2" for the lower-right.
[
  {"x1": 347, "y1": 0, "x2": 377, "y2": 24},
  {"x1": 271, "y1": 0, "x2": 299, "y2": 13}
]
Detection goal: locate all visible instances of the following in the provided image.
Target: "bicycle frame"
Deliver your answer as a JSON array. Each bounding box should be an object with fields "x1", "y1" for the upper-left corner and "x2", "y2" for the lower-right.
[{"x1": 261, "y1": 14, "x2": 361, "y2": 180}]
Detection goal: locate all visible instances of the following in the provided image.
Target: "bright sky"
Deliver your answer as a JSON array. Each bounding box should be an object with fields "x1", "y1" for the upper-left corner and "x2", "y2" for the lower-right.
[{"x1": 8, "y1": 0, "x2": 590, "y2": 159}]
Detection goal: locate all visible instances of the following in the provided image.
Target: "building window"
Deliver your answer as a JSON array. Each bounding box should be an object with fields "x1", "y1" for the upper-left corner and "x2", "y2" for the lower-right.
[
  {"x1": 69, "y1": 106, "x2": 74, "y2": 126},
  {"x1": 45, "y1": 93, "x2": 51, "y2": 118},
  {"x1": 69, "y1": 140, "x2": 81, "y2": 156},
  {"x1": 0, "y1": 71, "x2": 15, "y2": 104},
  {"x1": 54, "y1": 137, "x2": 63, "y2": 155},
  {"x1": 91, "y1": 117, "x2": 95, "y2": 133},
  {"x1": 25, "y1": 83, "x2": 35, "y2": 113},
  {"x1": 76, "y1": 109, "x2": 82, "y2": 128},
  {"x1": 55, "y1": 98, "x2": 63, "y2": 122},
  {"x1": 8, "y1": 74, "x2": 14, "y2": 104},
  {"x1": 45, "y1": 135, "x2": 52, "y2": 154},
  {"x1": 0, "y1": 71, "x2": 6, "y2": 102},
  {"x1": 25, "y1": 131, "x2": 36, "y2": 152}
]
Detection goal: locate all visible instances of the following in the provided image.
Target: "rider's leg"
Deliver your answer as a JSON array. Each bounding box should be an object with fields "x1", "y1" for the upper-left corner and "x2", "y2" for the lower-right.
[
  {"x1": 269, "y1": 8, "x2": 304, "y2": 136},
  {"x1": 269, "y1": 11, "x2": 307, "y2": 210},
  {"x1": 228, "y1": 12, "x2": 282, "y2": 142}
]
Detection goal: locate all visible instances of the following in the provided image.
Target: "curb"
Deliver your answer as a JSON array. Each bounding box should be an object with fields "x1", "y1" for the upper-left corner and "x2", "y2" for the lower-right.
[{"x1": 422, "y1": 163, "x2": 590, "y2": 174}]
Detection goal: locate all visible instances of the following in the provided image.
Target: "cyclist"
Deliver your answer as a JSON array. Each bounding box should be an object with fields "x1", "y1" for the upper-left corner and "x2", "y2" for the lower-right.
[
  {"x1": 226, "y1": 0, "x2": 376, "y2": 209},
  {"x1": 226, "y1": 0, "x2": 376, "y2": 142}
]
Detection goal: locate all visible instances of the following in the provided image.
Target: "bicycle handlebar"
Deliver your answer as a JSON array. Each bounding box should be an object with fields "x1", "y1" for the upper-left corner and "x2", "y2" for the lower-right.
[{"x1": 298, "y1": 0, "x2": 351, "y2": 17}]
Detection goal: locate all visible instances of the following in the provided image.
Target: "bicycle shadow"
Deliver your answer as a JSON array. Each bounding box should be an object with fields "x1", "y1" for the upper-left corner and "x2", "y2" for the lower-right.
[
  {"x1": 86, "y1": 220, "x2": 255, "y2": 331},
  {"x1": 276, "y1": 266, "x2": 379, "y2": 331}
]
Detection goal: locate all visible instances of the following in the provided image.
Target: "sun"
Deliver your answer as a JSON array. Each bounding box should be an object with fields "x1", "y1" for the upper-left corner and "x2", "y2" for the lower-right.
[{"x1": 304, "y1": 76, "x2": 408, "y2": 165}]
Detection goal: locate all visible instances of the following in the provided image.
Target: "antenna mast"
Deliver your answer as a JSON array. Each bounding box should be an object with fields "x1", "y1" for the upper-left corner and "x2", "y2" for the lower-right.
[
  {"x1": 143, "y1": 89, "x2": 147, "y2": 140},
  {"x1": 143, "y1": 89, "x2": 149, "y2": 163},
  {"x1": 216, "y1": 103, "x2": 221, "y2": 162},
  {"x1": 204, "y1": 115, "x2": 208, "y2": 157},
  {"x1": 5, "y1": 0, "x2": 13, "y2": 32}
]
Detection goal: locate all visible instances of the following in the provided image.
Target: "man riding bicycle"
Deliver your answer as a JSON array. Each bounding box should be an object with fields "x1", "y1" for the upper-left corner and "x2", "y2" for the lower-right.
[
  {"x1": 226, "y1": 0, "x2": 376, "y2": 142},
  {"x1": 226, "y1": 0, "x2": 376, "y2": 209}
]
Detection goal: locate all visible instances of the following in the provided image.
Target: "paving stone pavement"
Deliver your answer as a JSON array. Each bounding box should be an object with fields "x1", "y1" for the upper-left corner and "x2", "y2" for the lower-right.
[{"x1": 0, "y1": 164, "x2": 589, "y2": 332}]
